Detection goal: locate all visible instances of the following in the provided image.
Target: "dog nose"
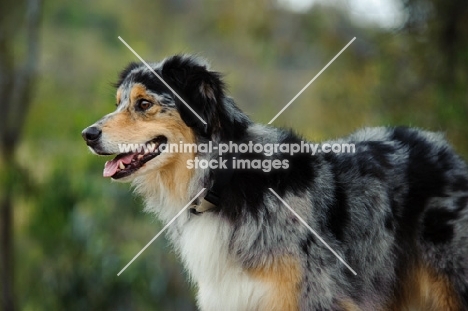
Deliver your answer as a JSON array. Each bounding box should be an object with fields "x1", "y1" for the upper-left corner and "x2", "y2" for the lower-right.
[{"x1": 81, "y1": 126, "x2": 102, "y2": 143}]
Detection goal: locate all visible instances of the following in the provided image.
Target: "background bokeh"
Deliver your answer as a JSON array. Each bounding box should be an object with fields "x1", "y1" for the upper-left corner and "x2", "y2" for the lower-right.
[{"x1": 1, "y1": 0, "x2": 467, "y2": 310}]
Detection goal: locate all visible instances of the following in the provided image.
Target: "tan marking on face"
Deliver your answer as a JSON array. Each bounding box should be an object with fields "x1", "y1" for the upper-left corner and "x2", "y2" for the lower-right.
[
  {"x1": 144, "y1": 122, "x2": 196, "y2": 200},
  {"x1": 126, "y1": 83, "x2": 164, "y2": 116},
  {"x1": 102, "y1": 108, "x2": 183, "y2": 144},
  {"x1": 389, "y1": 261, "x2": 460, "y2": 311},
  {"x1": 100, "y1": 87, "x2": 197, "y2": 197},
  {"x1": 248, "y1": 256, "x2": 301, "y2": 311},
  {"x1": 130, "y1": 83, "x2": 149, "y2": 102},
  {"x1": 102, "y1": 84, "x2": 168, "y2": 143}
]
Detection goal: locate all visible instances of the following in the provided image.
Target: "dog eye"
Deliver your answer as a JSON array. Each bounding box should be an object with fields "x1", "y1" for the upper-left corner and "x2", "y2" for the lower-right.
[{"x1": 137, "y1": 100, "x2": 152, "y2": 111}]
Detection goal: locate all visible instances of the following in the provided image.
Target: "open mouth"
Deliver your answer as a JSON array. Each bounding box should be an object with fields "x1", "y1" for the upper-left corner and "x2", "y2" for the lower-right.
[{"x1": 103, "y1": 136, "x2": 167, "y2": 179}]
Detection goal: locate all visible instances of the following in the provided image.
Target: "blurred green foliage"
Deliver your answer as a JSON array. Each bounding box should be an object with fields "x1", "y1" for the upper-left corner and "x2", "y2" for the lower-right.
[{"x1": 2, "y1": 0, "x2": 467, "y2": 309}]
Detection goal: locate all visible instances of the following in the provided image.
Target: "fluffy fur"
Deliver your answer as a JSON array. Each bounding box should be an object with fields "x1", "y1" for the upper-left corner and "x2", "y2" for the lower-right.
[{"x1": 82, "y1": 55, "x2": 468, "y2": 310}]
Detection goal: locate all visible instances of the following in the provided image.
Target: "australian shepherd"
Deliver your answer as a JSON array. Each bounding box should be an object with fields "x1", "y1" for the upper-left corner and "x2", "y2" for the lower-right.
[{"x1": 82, "y1": 55, "x2": 468, "y2": 310}]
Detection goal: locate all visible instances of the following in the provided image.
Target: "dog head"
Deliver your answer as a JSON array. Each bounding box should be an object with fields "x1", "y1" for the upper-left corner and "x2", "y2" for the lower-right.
[{"x1": 82, "y1": 55, "x2": 250, "y2": 182}]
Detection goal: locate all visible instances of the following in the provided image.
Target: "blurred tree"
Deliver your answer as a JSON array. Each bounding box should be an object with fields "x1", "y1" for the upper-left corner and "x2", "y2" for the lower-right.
[
  {"x1": 374, "y1": 0, "x2": 468, "y2": 155},
  {"x1": 0, "y1": 0, "x2": 42, "y2": 310},
  {"x1": 403, "y1": 0, "x2": 468, "y2": 85}
]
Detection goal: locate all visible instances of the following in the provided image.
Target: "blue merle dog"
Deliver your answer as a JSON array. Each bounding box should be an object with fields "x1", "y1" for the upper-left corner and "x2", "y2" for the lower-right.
[{"x1": 82, "y1": 55, "x2": 468, "y2": 310}]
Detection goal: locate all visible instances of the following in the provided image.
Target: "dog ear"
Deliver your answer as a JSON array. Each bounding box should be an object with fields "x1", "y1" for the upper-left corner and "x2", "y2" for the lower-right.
[{"x1": 161, "y1": 55, "x2": 245, "y2": 140}]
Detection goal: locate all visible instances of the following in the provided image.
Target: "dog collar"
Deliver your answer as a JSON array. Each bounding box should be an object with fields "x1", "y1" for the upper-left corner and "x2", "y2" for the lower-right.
[
  {"x1": 189, "y1": 152, "x2": 238, "y2": 215},
  {"x1": 190, "y1": 198, "x2": 216, "y2": 215},
  {"x1": 189, "y1": 185, "x2": 221, "y2": 215}
]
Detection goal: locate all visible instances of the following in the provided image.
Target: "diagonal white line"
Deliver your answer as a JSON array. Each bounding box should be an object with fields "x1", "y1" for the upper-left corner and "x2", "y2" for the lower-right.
[
  {"x1": 117, "y1": 188, "x2": 207, "y2": 276},
  {"x1": 268, "y1": 188, "x2": 357, "y2": 275},
  {"x1": 117, "y1": 36, "x2": 207, "y2": 125},
  {"x1": 268, "y1": 37, "x2": 356, "y2": 124}
]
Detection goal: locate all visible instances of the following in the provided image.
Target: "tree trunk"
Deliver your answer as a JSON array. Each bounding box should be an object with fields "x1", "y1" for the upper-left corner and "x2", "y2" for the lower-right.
[{"x1": 0, "y1": 1, "x2": 42, "y2": 310}]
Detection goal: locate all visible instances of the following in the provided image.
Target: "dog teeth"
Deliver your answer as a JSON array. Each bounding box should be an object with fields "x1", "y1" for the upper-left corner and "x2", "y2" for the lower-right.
[
  {"x1": 138, "y1": 154, "x2": 143, "y2": 159},
  {"x1": 119, "y1": 162, "x2": 125, "y2": 170}
]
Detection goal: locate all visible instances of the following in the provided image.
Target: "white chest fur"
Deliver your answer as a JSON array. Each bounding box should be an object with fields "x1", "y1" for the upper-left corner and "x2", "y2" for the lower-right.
[{"x1": 175, "y1": 213, "x2": 269, "y2": 311}]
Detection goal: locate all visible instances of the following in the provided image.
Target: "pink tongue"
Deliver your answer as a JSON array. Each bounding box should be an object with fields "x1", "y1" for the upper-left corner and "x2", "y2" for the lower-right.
[{"x1": 103, "y1": 153, "x2": 135, "y2": 177}]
